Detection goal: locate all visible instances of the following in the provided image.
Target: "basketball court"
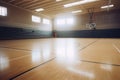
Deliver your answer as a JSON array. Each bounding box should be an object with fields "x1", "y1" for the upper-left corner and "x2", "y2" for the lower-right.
[
  {"x1": 0, "y1": 0, "x2": 120, "y2": 80},
  {"x1": 0, "y1": 38, "x2": 120, "y2": 80}
]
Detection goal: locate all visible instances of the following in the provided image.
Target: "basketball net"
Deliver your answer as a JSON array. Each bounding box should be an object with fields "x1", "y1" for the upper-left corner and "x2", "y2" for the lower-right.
[{"x1": 87, "y1": 8, "x2": 96, "y2": 30}]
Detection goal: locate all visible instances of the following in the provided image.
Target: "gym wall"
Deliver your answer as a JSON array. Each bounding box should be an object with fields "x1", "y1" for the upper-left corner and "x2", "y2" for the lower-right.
[
  {"x1": 53, "y1": 9, "x2": 120, "y2": 38},
  {"x1": 0, "y1": 1, "x2": 52, "y2": 39}
]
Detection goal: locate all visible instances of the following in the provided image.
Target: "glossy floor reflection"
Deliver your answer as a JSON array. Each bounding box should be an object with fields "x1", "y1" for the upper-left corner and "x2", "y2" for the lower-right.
[{"x1": 0, "y1": 38, "x2": 120, "y2": 80}]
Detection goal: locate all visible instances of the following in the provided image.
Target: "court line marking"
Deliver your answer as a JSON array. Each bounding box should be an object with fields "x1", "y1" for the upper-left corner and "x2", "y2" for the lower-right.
[
  {"x1": 113, "y1": 44, "x2": 120, "y2": 53},
  {"x1": 0, "y1": 46, "x2": 32, "y2": 52},
  {"x1": 9, "y1": 57, "x2": 55, "y2": 80},
  {"x1": 79, "y1": 59, "x2": 120, "y2": 66},
  {"x1": 9, "y1": 55, "x2": 31, "y2": 62},
  {"x1": 78, "y1": 39, "x2": 98, "y2": 51}
]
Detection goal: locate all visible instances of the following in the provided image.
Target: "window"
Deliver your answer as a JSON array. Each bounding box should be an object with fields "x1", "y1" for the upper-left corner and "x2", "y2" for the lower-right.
[
  {"x1": 56, "y1": 18, "x2": 66, "y2": 25},
  {"x1": 0, "y1": 6, "x2": 7, "y2": 16},
  {"x1": 43, "y1": 18, "x2": 50, "y2": 24},
  {"x1": 32, "y1": 15, "x2": 41, "y2": 23},
  {"x1": 56, "y1": 17, "x2": 74, "y2": 25},
  {"x1": 66, "y1": 18, "x2": 74, "y2": 25}
]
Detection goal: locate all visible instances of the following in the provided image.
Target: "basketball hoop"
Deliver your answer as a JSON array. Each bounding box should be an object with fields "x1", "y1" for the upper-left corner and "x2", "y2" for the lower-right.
[{"x1": 87, "y1": 8, "x2": 96, "y2": 30}]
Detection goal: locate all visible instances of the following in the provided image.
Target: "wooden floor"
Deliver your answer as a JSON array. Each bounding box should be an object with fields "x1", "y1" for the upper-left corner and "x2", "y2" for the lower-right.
[{"x1": 0, "y1": 38, "x2": 120, "y2": 80}]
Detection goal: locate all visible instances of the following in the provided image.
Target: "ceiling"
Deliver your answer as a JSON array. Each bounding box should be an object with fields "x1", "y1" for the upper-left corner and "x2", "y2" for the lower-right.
[{"x1": 1, "y1": 0, "x2": 120, "y2": 17}]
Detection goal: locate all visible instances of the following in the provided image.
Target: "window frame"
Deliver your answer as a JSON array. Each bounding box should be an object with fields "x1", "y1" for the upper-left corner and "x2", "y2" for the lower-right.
[
  {"x1": 32, "y1": 15, "x2": 41, "y2": 23},
  {"x1": 0, "y1": 6, "x2": 7, "y2": 16}
]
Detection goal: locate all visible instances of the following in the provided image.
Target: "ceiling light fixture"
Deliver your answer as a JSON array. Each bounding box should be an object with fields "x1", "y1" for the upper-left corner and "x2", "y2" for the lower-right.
[
  {"x1": 64, "y1": 0, "x2": 99, "y2": 8},
  {"x1": 101, "y1": 4, "x2": 114, "y2": 9},
  {"x1": 56, "y1": 0, "x2": 62, "y2": 2},
  {"x1": 35, "y1": 8, "x2": 44, "y2": 12},
  {"x1": 72, "y1": 10, "x2": 82, "y2": 14}
]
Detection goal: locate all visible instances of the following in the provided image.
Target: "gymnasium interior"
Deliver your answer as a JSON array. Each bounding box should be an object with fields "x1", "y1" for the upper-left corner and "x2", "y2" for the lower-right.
[{"x1": 0, "y1": 0, "x2": 120, "y2": 80}]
